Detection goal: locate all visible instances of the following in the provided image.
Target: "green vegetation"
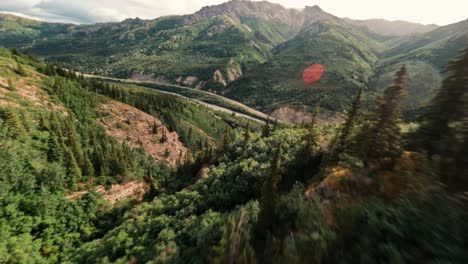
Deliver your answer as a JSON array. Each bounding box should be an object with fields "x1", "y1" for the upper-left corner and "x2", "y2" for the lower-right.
[
  {"x1": 2, "y1": 3, "x2": 466, "y2": 118},
  {"x1": 227, "y1": 19, "x2": 383, "y2": 113},
  {"x1": 1, "y1": 2, "x2": 468, "y2": 263}
]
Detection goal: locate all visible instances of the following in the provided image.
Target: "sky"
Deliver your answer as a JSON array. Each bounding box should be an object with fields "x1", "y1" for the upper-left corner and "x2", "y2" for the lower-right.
[{"x1": 0, "y1": 0, "x2": 467, "y2": 25}]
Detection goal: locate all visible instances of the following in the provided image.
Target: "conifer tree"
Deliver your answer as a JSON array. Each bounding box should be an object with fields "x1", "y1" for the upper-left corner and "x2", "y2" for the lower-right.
[
  {"x1": 262, "y1": 119, "x2": 271, "y2": 138},
  {"x1": 160, "y1": 129, "x2": 168, "y2": 143},
  {"x1": 356, "y1": 66, "x2": 407, "y2": 159},
  {"x1": 16, "y1": 62, "x2": 27, "y2": 76},
  {"x1": 38, "y1": 114, "x2": 49, "y2": 131},
  {"x1": 212, "y1": 209, "x2": 256, "y2": 264},
  {"x1": 64, "y1": 118, "x2": 84, "y2": 166},
  {"x1": 7, "y1": 79, "x2": 16, "y2": 91},
  {"x1": 244, "y1": 121, "x2": 251, "y2": 144},
  {"x1": 152, "y1": 119, "x2": 158, "y2": 134},
  {"x1": 417, "y1": 49, "x2": 468, "y2": 189},
  {"x1": 65, "y1": 149, "x2": 81, "y2": 188},
  {"x1": 272, "y1": 118, "x2": 278, "y2": 132},
  {"x1": 2, "y1": 109, "x2": 26, "y2": 138},
  {"x1": 49, "y1": 112, "x2": 64, "y2": 145},
  {"x1": 47, "y1": 133, "x2": 64, "y2": 162},
  {"x1": 335, "y1": 85, "x2": 363, "y2": 155},
  {"x1": 222, "y1": 126, "x2": 231, "y2": 148},
  {"x1": 255, "y1": 141, "x2": 283, "y2": 261},
  {"x1": 82, "y1": 152, "x2": 95, "y2": 178}
]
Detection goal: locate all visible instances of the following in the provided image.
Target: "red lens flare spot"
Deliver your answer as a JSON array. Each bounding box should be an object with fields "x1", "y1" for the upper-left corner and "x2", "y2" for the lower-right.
[{"x1": 302, "y1": 64, "x2": 324, "y2": 84}]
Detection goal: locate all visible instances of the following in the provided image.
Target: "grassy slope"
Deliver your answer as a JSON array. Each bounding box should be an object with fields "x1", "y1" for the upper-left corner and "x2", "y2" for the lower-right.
[{"x1": 226, "y1": 19, "x2": 383, "y2": 113}]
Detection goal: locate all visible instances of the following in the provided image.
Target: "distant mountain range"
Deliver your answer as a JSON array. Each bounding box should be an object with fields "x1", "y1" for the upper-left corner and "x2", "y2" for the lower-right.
[{"x1": 1, "y1": 0, "x2": 467, "y2": 120}]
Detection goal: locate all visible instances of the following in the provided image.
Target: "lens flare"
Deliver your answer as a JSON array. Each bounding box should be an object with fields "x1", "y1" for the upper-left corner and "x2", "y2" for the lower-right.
[{"x1": 302, "y1": 64, "x2": 324, "y2": 84}]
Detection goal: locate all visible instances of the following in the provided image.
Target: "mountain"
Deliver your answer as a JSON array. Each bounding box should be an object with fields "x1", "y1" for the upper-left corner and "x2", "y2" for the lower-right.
[
  {"x1": 0, "y1": 13, "x2": 72, "y2": 47},
  {"x1": 368, "y1": 19, "x2": 468, "y2": 115},
  {"x1": 1, "y1": 1, "x2": 467, "y2": 122},
  {"x1": 225, "y1": 12, "x2": 383, "y2": 114},
  {"x1": 343, "y1": 18, "x2": 438, "y2": 37}
]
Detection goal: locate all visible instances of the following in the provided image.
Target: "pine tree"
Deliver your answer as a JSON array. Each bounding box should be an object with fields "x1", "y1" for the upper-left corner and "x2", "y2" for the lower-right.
[
  {"x1": 255, "y1": 141, "x2": 283, "y2": 261},
  {"x1": 49, "y1": 112, "x2": 64, "y2": 145},
  {"x1": 64, "y1": 118, "x2": 84, "y2": 166},
  {"x1": 272, "y1": 118, "x2": 278, "y2": 132},
  {"x1": 82, "y1": 152, "x2": 95, "y2": 178},
  {"x1": 356, "y1": 66, "x2": 407, "y2": 159},
  {"x1": 38, "y1": 114, "x2": 49, "y2": 131},
  {"x1": 2, "y1": 109, "x2": 26, "y2": 138},
  {"x1": 7, "y1": 79, "x2": 16, "y2": 91},
  {"x1": 417, "y1": 49, "x2": 468, "y2": 189},
  {"x1": 65, "y1": 149, "x2": 81, "y2": 189},
  {"x1": 244, "y1": 121, "x2": 251, "y2": 144},
  {"x1": 222, "y1": 126, "x2": 231, "y2": 148},
  {"x1": 335, "y1": 85, "x2": 363, "y2": 156},
  {"x1": 160, "y1": 129, "x2": 168, "y2": 143},
  {"x1": 47, "y1": 133, "x2": 64, "y2": 162},
  {"x1": 16, "y1": 62, "x2": 27, "y2": 76},
  {"x1": 152, "y1": 119, "x2": 158, "y2": 134},
  {"x1": 212, "y1": 209, "x2": 256, "y2": 264},
  {"x1": 262, "y1": 119, "x2": 271, "y2": 138}
]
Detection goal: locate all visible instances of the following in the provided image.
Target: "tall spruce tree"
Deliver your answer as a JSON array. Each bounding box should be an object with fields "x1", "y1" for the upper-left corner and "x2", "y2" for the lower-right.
[
  {"x1": 1, "y1": 109, "x2": 26, "y2": 139},
  {"x1": 355, "y1": 66, "x2": 407, "y2": 159},
  {"x1": 222, "y1": 126, "x2": 231, "y2": 148},
  {"x1": 244, "y1": 121, "x2": 251, "y2": 144},
  {"x1": 336, "y1": 85, "x2": 363, "y2": 156},
  {"x1": 47, "y1": 133, "x2": 64, "y2": 162},
  {"x1": 417, "y1": 49, "x2": 468, "y2": 189},
  {"x1": 255, "y1": 141, "x2": 283, "y2": 262}
]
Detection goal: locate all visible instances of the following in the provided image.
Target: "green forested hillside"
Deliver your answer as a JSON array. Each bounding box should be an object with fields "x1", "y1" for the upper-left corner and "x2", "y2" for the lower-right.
[
  {"x1": 226, "y1": 19, "x2": 382, "y2": 113},
  {"x1": 1, "y1": 45, "x2": 468, "y2": 263},
  {"x1": 369, "y1": 19, "x2": 468, "y2": 114},
  {"x1": 1, "y1": 2, "x2": 465, "y2": 120}
]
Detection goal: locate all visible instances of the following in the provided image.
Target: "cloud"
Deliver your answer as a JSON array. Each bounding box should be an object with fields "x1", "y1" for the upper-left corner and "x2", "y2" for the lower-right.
[
  {"x1": 0, "y1": 0, "x2": 466, "y2": 25},
  {"x1": 0, "y1": 0, "x2": 228, "y2": 24}
]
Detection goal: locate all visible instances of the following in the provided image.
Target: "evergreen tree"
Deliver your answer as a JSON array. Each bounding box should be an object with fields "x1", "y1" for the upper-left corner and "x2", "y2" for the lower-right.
[
  {"x1": 160, "y1": 129, "x2": 168, "y2": 143},
  {"x1": 152, "y1": 119, "x2": 158, "y2": 134},
  {"x1": 47, "y1": 133, "x2": 64, "y2": 162},
  {"x1": 335, "y1": 85, "x2": 363, "y2": 156},
  {"x1": 38, "y1": 114, "x2": 49, "y2": 131},
  {"x1": 7, "y1": 79, "x2": 16, "y2": 91},
  {"x1": 262, "y1": 120, "x2": 271, "y2": 138},
  {"x1": 65, "y1": 149, "x2": 82, "y2": 188},
  {"x1": 1, "y1": 109, "x2": 26, "y2": 138},
  {"x1": 82, "y1": 152, "x2": 95, "y2": 178},
  {"x1": 64, "y1": 118, "x2": 84, "y2": 166},
  {"x1": 244, "y1": 121, "x2": 251, "y2": 144},
  {"x1": 255, "y1": 141, "x2": 283, "y2": 262},
  {"x1": 417, "y1": 49, "x2": 468, "y2": 189},
  {"x1": 355, "y1": 66, "x2": 407, "y2": 159},
  {"x1": 305, "y1": 107, "x2": 319, "y2": 154},
  {"x1": 212, "y1": 209, "x2": 257, "y2": 264},
  {"x1": 222, "y1": 126, "x2": 231, "y2": 148},
  {"x1": 16, "y1": 62, "x2": 27, "y2": 76}
]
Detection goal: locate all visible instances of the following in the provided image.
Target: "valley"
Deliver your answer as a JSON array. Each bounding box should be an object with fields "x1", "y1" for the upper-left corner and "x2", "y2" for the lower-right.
[{"x1": 0, "y1": 1, "x2": 467, "y2": 263}]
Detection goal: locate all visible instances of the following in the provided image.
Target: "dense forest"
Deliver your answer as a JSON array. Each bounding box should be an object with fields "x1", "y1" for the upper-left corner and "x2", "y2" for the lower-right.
[{"x1": 1, "y1": 44, "x2": 467, "y2": 263}]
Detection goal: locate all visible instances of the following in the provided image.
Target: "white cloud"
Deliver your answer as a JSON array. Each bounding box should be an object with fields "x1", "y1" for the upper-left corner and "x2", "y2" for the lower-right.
[{"x1": 0, "y1": 0, "x2": 467, "y2": 25}]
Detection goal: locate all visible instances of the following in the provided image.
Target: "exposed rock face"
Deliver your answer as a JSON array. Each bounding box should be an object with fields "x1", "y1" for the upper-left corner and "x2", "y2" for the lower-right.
[
  {"x1": 67, "y1": 181, "x2": 147, "y2": 205},
  {"x1": 271, "y1": 106, "x2": 344, "y2": 126},
  {"x1": 96, "y1": 99, "x2": 188, "y2": 167},
  {"x1": 213, "y1": 69, "x2": 228, "y2": 87},
  {"x1": 131, "y1": 72, "x2": 170, "y2": 84}
]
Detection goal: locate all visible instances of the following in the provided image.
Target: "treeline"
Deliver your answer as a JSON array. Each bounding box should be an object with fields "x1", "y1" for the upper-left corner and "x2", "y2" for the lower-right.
[
  {"x1": 0, "y1": 49, "x2": 170, "y2": 263},
  {"x1": 42, "y1": 63, "x2": 252, "y2": 151}
]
